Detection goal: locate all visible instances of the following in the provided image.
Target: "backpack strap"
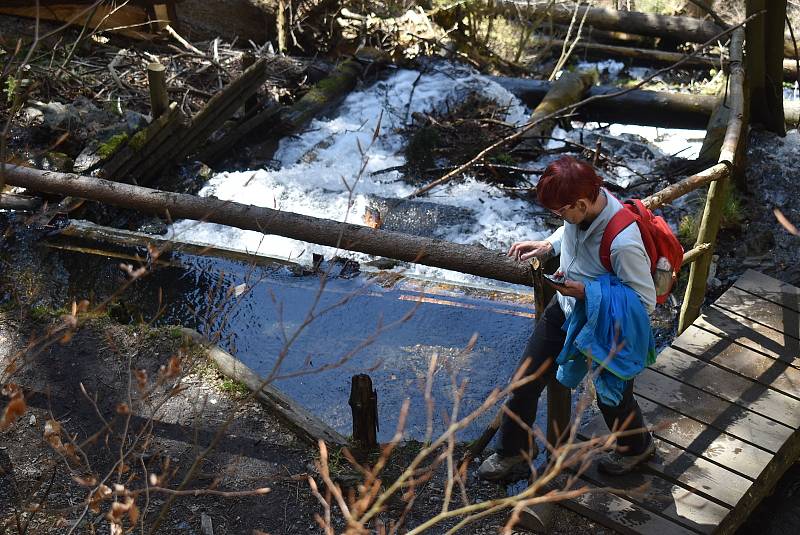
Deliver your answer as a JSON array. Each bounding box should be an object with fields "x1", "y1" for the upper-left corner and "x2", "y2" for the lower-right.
[{"x1": 600, "y1": 207, "x2": 637, "y2": 272}]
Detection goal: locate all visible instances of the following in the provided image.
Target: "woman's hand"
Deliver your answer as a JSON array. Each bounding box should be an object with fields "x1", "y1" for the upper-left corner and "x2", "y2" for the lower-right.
[
  {"x1": 556, "y1": 279, "x2": 585, "y2": 300},
  {"x1": 507, "y1": 240, "x2": 553, "y2": 261}
]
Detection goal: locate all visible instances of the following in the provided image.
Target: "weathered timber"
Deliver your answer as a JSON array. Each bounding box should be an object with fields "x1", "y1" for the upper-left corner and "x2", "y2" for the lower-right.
[
  {"x1": 147, "y1": 62, "x2": 169, "y2": 120},
  {"x1": 747, "y1": 0, "x2": 787, "y2": 135},
  {"x1": 517, "y1": 71, "x2": 596, "y2": 153},
  {"x1": 679, "y1": 28, "x2": 747, "y2": 333},
  {"x1": 515, "y1": 3, "x2": 724, "y2": 44},
  {"x1": 0, "y1": 193, "x2": 42, "y2": 211},
  {"x1": 0, "y1": 165, "x2": 537, "y2": 286},
  {"x1": 348, "y1": 374, "x2": 378, "y2": 450},
  {"x1": 181, "y1": 328, "x2": 347, "y2": 446},
  {"x1": 124, "y1": 58, "x2": 269, "y2": 184},
  {"x1": 695, "y1": 89, "x2": 731, "y2": 167},
  {"x1": 173, "y1": 58, "x2": 270, "y2": 161},
  {"x1": 642, "y1": 163, "x2": 727, "y2": 210},
  {"x1": 280, "y1": 58, "x2": 365, "y2": 134},
  {"x1": 496, "y1": 77, "x2": 716, "y2": 128},
  {"x1": 537, "y1": 37, "x2": 722, "y2": 70},
  {"x1": 0, "y1": 2, "x2": 165, "y2": 40},
  {"x1": 198, "y1": 100, "x2": 282, "y2": 166},
  {"x1": 101, "y1": 103, "x2": 189, "y2": 183},
  {"x1": 496, "y1": 77, "x2": 800, "y2": 129}
]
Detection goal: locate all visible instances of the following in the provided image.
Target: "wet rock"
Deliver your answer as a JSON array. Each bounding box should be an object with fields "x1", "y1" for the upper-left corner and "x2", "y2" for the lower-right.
[
  {"x1": 581, "y1": 131, "x2": 663, "y2": 160},
  {"x1": 363, "y1": 195, "x2": 476, "y2": 238},
  {"x1": 37, "y1": 151, "x2": 74, "y2": 172}
]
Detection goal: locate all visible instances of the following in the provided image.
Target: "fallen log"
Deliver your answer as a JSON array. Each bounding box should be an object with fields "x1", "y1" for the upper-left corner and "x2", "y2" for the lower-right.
[
  {"x1": 0, "y1": 165, "x2": 537, "y2": 287},
  {"x1": 536, "y1": 38, "x2": 722, "y2": 70},
  {"x1": 280, "y1": 57, "x2": 371, "y2": 134},
  {"x1": 495, "y1": 77, "x2": 716, "y2": 129},
  {"x1": 517, "y1": 71, "x2": 596, "y2": 152},
  {"x1": 515, "y1": 3, "x2": 723, "y2": 44},
  {"x1": 495, "y1": 77, "x2": 800, "y2": 129},
  {"x1": 198, "y1": 101, "x2": 283, "y2": 166},
  {"x1": 104, "y1": 58, "x2": 269, "y2": 185},
  {"x1": 181, "y1": 328, "x2": 347, "y2": 446},
  {"x1": 0, "y1": 193, "x2": 42, "y2": 211},
  {"x1": 101, "y1": 102, "x2": 188, "y2": 183}
]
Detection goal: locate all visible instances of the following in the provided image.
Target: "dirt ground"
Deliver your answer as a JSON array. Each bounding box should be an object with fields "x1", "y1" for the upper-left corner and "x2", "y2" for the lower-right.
[{"x1": 0, "y1": 300, "x2": 614, "y2": 534}]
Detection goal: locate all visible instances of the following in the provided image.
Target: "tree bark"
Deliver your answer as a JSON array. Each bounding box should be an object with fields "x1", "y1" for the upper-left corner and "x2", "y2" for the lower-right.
[
  {"x1": 746, "y1": 0, "x2": 787, "y2": 135},
  {"x1": 495, "y1": 77, "x2": 717, "y2": 129},
  {"x1": 515, "y1": 3, "x2": 724, "y2": 44},
  {"x1": 496, "y1": 77, "x2": 800, "y2": 129},
  {"x1": 0, "y1": 165, "x2": 537, "y2": 287},
  {"x1": 536, "y1": 37, "x2": 721, "y2": 70},
  {"x1": 176, "y1": 0, "x2": 275, "y2": 43},
  {"x1": 518, "y1": 71, "x2": 597, "y2": 152}
]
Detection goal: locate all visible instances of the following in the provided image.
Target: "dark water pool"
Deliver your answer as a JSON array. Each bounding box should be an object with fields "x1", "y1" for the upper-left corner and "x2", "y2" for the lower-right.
[{"x1": 45, "y1": 240, "x2": 546, "y2": 443}]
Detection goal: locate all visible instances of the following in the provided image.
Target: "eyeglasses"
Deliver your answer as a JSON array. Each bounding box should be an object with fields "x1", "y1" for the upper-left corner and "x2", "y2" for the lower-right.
[{"x1": 549, "y1": 204, "x2": 573, "y2": 219}]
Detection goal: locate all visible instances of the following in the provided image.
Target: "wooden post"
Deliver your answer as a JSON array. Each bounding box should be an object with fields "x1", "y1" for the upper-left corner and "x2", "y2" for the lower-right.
[
  {"x1": 679, "y1": 28, "x2": 747, "y2": 333},
  {"x1": 746, "y1": 0, "x2": 787, "y2": 135},
  {"x1": 532, "y1": 256, "x2": 572, "y2": 450},
  {"x1": 147, "y1": 62, "x2": 169, "y2": 120},
  {"x1": 349, "y1": 374, "x2": 378, "y2": 451},
  {"x1": 241, "y1": 53, "x2": 259, "y2": 116}
]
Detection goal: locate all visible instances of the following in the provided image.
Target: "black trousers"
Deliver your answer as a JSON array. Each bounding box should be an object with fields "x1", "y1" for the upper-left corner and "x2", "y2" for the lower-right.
[{"x1": 499, "y1": 297, "x2": 651, "y2": 457}]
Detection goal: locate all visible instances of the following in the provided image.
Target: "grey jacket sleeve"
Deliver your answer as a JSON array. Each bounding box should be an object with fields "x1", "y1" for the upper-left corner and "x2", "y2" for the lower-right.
[
  {"x1": 610, "y1": 236, "x2": 657, "y2": 313},
  {"x1": 545, "y1": 225, "x2": 565, "y2": 256}
]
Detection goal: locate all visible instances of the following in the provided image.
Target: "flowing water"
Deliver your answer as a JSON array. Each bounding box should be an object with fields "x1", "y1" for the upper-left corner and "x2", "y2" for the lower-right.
[{"x1": 139, "y1": 62, "x2": 706, "y2": 442}]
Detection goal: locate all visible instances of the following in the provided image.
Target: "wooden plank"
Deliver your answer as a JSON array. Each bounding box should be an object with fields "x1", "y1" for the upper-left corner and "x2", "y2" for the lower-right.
[
  {"x1": 581, "y1": 417, "x2": 749, "y2": 507},
  {"x1": 180, "y1": 329, "x2": 347, "y2": 446},
  {"x1": 673, "y1": 324, "x2": 800, "y2": 400},
  {"x1": 696, "y1": 306, "x2": 800, "y2": 368},
  {"x1": 578, "y1": 463, "x2": 729, "y2": 533},
  {"x1": 635, "y1": 369, "x2": 791, "y2": 452},
  {"x1": 636, "y1": 397, "x2": 769, "y2": 480},
  {"x1": 556, "y1": 475, "x2": 700, "y2": 535},
  {"x1": 650, "y1": 347, "x2": 800, "y2": 427},
  {"x1": 733, "y1": 270, "x2": 800, "y2": 313},
  {"x1": 715, "y1": 286, "x2": 800, "y2": 340}
]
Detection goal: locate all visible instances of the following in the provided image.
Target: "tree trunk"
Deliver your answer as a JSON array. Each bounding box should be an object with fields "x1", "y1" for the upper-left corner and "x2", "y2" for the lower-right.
[
  {"x1": 495, "y1": 77, "x2": 717, "y2": 129},
  {"x1": 746, "y1": 0, "x2": 787, "y2": 135},
  {"x1": 513, "y1": 3, "x2": 725, "y2": 43},
  {"x1": 496, "y1": 77, "x2": 800, "y2": 129},
  {"x1": 536, "y1": 37, "x2": 721, "y2": 69},
  {"x1": 518, "y1": 71, "x2": 597, "y2": 152},
  {"x1": 0, "y1": 165, "x2": 537, "y2": 287}
]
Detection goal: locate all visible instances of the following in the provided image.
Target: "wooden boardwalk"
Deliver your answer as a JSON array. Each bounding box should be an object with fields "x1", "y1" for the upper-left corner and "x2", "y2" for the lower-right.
[{"x1": 564, "y1": 270, "x2": 800, "y2": 534}]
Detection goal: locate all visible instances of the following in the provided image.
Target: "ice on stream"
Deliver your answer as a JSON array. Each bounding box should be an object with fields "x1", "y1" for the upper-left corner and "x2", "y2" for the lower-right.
[{"x1": 172, "y1": 63, "x2": 705, "y2": 288}]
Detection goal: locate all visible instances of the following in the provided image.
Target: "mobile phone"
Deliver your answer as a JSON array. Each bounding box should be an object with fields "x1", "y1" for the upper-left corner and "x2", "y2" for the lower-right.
[{"x1": 543, "y1": 273, "x2": 567, "y2": 287}]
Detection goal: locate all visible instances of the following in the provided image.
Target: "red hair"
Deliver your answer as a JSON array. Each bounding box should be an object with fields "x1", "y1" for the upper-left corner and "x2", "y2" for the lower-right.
[{"x1": 536, "y1": 156, "x2": 603, "y2": 209}]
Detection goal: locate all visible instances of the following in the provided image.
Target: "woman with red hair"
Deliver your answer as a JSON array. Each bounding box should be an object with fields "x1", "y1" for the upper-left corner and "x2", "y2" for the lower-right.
[{"x1": 478, "y1": 156, "x2": 657, "y2": 481}]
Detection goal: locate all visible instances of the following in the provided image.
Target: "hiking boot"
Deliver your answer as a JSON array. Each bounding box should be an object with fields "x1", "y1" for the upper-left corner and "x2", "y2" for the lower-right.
[
  {"x1": 597, "y1": 438, "x2": 656, "y2": 476},
  {"x1": 477, "y1": 443, "x2": 538, "y2": 482}
]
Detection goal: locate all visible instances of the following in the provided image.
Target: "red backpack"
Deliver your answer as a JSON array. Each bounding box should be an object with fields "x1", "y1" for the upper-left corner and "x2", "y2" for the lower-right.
[{"x1": 599, "y1": 198, "x2": 684, "y2": 304}]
